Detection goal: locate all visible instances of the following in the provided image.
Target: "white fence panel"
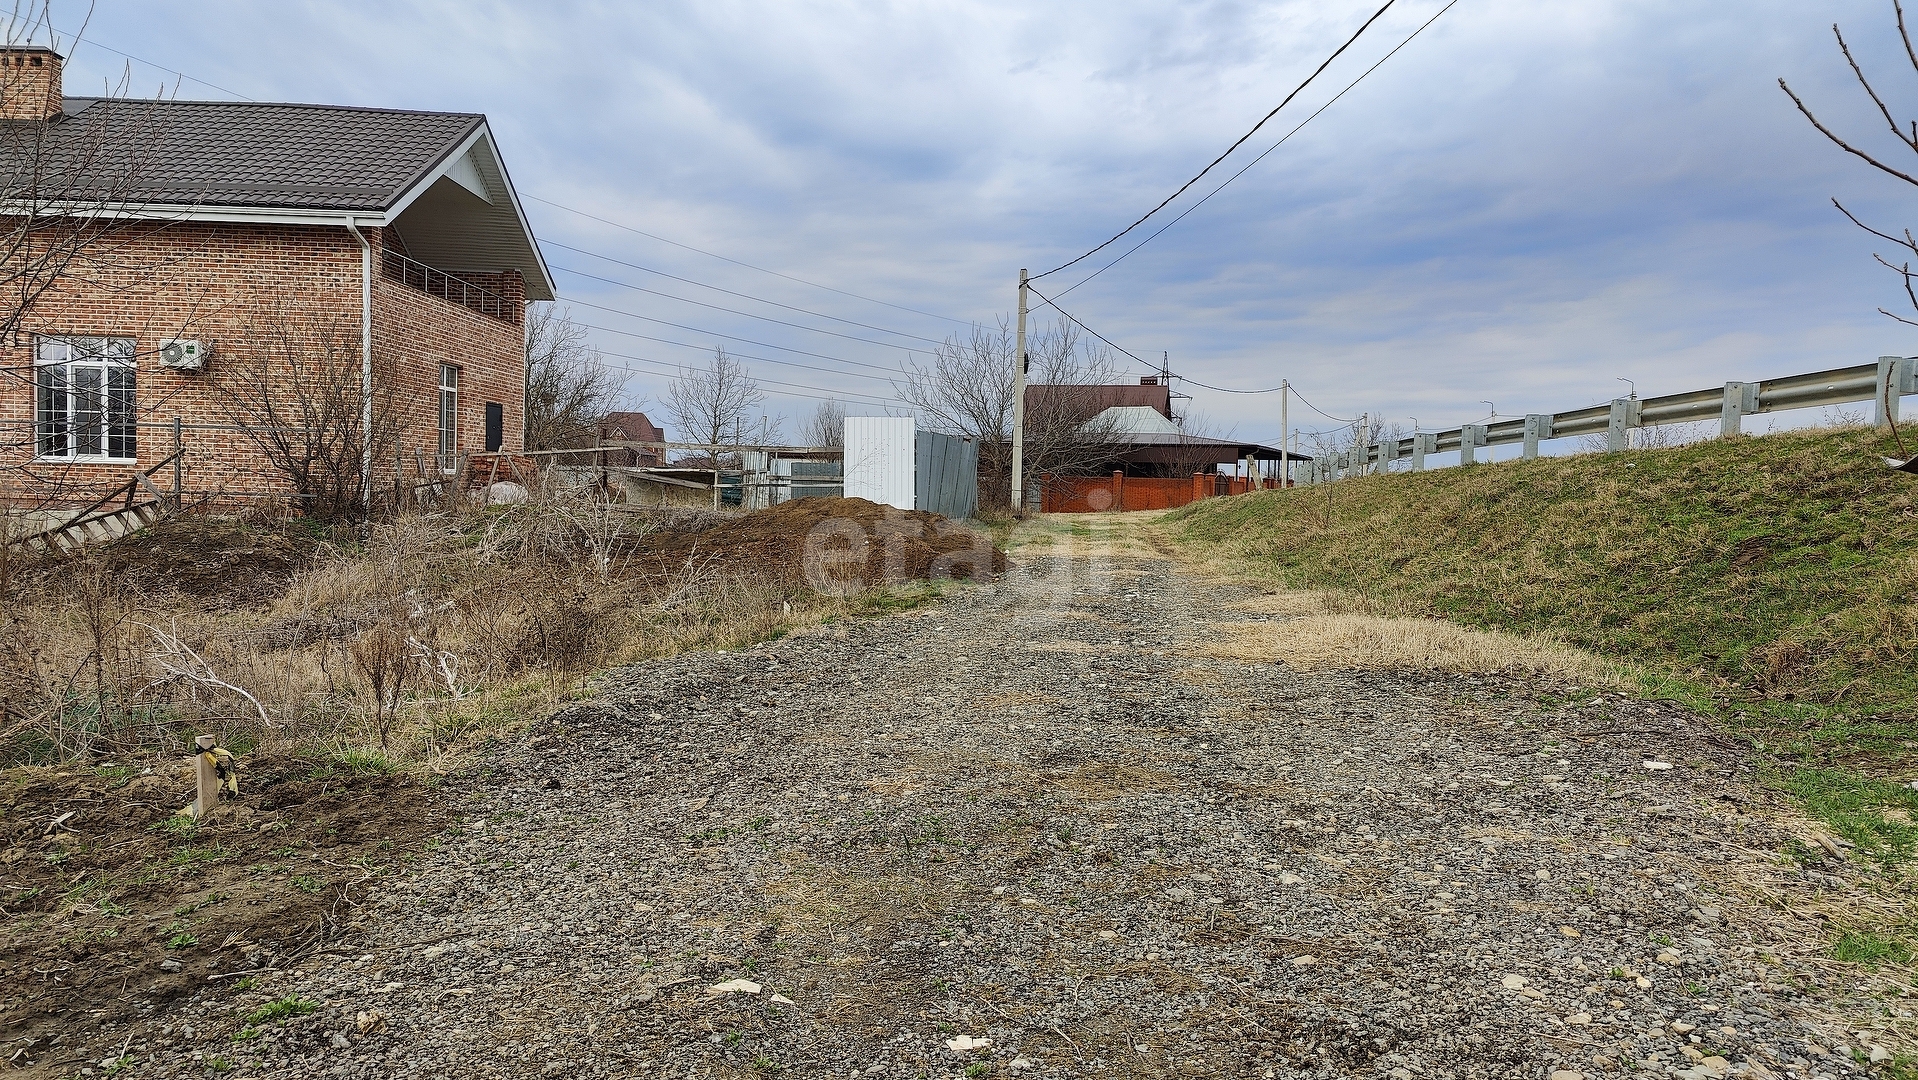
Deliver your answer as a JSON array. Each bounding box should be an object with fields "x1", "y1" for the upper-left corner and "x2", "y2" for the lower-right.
[{"x1": 843, "y1": 416, "x2": 915, "y2": 510}]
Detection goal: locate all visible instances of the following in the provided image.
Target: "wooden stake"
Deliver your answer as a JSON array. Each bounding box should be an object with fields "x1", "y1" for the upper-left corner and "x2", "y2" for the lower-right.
[{"x1": 192, "y1": 734, "x2": 218, "y2": 819}]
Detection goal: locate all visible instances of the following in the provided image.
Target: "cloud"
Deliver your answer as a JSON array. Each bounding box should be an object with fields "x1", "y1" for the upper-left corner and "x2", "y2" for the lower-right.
[{"x1": 63, "y1": 0, "x2": 1918, "y2": 441}]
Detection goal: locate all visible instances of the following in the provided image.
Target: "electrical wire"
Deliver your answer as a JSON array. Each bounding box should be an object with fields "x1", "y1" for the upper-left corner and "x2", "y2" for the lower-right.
[
  {"x1": 591, "y1": 347, "x2": 899, "y2": 408},
  {"x1": 1053, "y1": 0, "x2": 1459, "y2": 302},
  {"x1": 53, "y1": 24, "x2": 257, "y2": 100},
  {"x1": 1022, "y1": 283, "x2": 1160, "y2": 375},
  {"x1": 564, "y1": 315, "x2": 901, "y2": 385},
  {"x1": 549, "y1": 262, "x2": 940, "y2": 353},
  {"x1": 1165, "y1": 372, "x2": 1359, "y2": 423},
  {"x1": 1031, "y1": 0, "x2": 1399, "y2": 281},
  {"x1": 526, "y1": 194, "x2": 971, "y2": 326},
  {"x1": 554, "y1": 294, "x2": 904, "y2": 374},
  {"x1": 543, "y1": 241, "x2": 947, "y2": 345}
]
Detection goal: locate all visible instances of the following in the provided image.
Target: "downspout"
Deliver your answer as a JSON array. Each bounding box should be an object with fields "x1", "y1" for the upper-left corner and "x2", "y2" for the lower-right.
[{"x1": 343, "y1": 219, "x2": 373, "y2": 508}]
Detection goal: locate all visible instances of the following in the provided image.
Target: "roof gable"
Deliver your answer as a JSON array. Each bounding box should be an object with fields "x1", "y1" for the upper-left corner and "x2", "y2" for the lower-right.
[{"x1": 2, "y1": 97, "x2": 553, "y2": 299}]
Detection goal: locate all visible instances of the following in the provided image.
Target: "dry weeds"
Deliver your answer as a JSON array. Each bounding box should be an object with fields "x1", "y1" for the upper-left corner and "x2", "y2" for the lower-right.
[
  {"x1": 1203, "y1": 614, "x2": 1622, "y2": 681},
  {"x1": 2, "y1": 493, "x2": 985, "y2": 770}
]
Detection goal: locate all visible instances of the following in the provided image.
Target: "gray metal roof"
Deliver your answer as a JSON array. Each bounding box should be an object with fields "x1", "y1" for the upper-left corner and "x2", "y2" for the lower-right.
[{"x1": 19, "y1": 98, "x2": 485, "y2": 211}]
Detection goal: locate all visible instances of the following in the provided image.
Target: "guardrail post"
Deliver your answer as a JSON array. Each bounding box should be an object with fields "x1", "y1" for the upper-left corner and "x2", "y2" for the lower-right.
[
  {"x1": 1877, "y1": 356, "x2": 1917, "y2": 429},
  {"x1": 1410, "y1": 433, "x2": 1428, "y2": 472},
  {"x1": 1721, "y1": 381, "x2": 1758, "y2": 437},
  {"x1": 1606, "y1": 398, "x2": 1641, "y2": 452},
  {"x1": 1522, "y1": 414, "x2": 1551, "y2": 460},
  {"x1": 1377, "y1": 439, "x2": 1398, "y2": 472},
  {"x1": 1460, "y1": 424, "x2": 1486, "y2": 465}
]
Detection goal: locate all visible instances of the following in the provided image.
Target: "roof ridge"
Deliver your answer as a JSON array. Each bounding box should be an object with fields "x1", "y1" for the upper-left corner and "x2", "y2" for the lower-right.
[{"x1": 64, "y1": 96, "x2": 483, "y2": 120}]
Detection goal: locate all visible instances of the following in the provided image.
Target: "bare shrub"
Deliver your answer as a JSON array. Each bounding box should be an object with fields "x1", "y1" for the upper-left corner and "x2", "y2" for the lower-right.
[
  {"x1": 349, "y1": 617, "x2": 411, "y2": 750},
  {"x1": 214, "y1": 306, "x2": 405, "y2": 524}
]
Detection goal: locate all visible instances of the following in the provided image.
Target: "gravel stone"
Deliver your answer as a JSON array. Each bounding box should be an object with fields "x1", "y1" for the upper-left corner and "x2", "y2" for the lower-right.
[{"x1": 125, "y1": 537, "x2": 1878, "y2": 1078}]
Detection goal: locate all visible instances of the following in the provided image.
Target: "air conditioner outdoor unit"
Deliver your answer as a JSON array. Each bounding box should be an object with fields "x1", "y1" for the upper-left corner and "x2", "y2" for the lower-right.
[{"x1": 158, "y1": 339, "x2": 204, "y2": 372}]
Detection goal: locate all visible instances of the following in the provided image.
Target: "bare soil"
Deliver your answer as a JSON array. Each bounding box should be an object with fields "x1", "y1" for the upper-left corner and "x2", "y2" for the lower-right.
[
  {"x1": 634, "y1": 497, "x2": 1006, "y2": 588},
  {"x1": 0, "y1": 756, "x2": 447, "y2": 1072}
]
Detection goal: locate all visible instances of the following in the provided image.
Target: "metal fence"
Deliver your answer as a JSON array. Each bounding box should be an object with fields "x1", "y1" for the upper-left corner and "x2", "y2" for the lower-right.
[
  {"x1": 380, "y1": 249, "x2": 516, "y2": 324},
  {"x1": 1301, "y1": 356, "x2": 1918, "y2": 484}
]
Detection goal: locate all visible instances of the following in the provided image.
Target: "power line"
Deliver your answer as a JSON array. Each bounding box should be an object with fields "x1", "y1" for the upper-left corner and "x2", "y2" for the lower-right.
[
  {"x1": 53, "y1": 25, "x2": 257, "y2": 100},
  {"x1": 526, "y1": 194, "x2": 971, "y2": 327},
  {"x1": 555, "y1": 294, "x2": 904, "y2": 374},
  {"x1": 1163, "y1": 370, "x2": 1359, "y2": 423},
  {"x1": 1053, "y1": 0, "x2": 1460, "y2": 302},
  {"x1": 549, "y1": 262, "x2": 942, "y2": 353},
  {"x1": 592, "y1": 347, "x2": 899, "y2": 408},
  {"x1": 565, "y1": 315, "x2": 901, "y2": 385},
  {"x1": 544, "y1": 241, "x2": 947, "y2": 345},
  {"x1": 1022, "y1": 283, "x2": 1160, "y2": 376},
  {"x1": 1031, "y1": 0, "x2": 1399, "y2": 282}
]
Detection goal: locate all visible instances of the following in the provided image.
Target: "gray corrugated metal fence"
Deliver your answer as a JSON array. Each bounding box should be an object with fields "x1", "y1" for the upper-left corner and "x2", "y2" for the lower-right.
[{"x1": 914, "y1": 430, "x2": 979, "y2": 520}]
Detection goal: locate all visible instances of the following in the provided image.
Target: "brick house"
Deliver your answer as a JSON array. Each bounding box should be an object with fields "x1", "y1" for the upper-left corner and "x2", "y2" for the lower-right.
[
  {"x1": 0, "y1": 47, "x2": 554, "y2": 515},
  {"x1": 595, "y1": 410, "x2": 665, "y2": 468}
]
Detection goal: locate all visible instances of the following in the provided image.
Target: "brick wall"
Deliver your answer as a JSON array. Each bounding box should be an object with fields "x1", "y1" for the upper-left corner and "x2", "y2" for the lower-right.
[{"x1": 0, "y1": 219, "x2": 526, "y2": 511}]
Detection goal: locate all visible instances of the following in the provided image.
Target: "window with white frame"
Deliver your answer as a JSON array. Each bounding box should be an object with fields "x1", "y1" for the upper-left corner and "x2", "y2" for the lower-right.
[
  {"x1": 438, "y1": 363, "x2": 460, "y2": 470},
  {"x1": 35, "y1": 337, "x2": 137, "y2": 460}
]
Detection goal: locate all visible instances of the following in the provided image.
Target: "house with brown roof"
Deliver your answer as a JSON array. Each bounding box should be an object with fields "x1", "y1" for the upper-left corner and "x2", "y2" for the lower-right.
[{"x1": 0, "y1": 47, "x2": 554, "y2": 520}]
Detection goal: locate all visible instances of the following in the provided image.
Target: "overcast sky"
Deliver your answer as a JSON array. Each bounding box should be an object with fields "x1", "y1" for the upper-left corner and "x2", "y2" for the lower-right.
[{"x1": 54, "y1": 0, "x2": 1918, "y2": 450}]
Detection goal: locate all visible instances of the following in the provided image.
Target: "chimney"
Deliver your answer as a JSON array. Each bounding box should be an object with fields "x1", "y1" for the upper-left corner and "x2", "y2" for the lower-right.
[{"x1": 0, "y1": 48, "x2": 63, "y2": 122}]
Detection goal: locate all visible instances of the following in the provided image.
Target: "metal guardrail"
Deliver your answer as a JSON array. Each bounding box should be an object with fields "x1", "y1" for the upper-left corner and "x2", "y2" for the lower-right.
[
  {"x1": 1302, "y1": 356, "x2": 1918, "y2": 483},
  {"x1": 380, "y1": 249, "x2": 516, "y2": 324}
]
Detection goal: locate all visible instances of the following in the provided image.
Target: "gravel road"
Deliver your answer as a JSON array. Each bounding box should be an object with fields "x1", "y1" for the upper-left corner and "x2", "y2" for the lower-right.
[{"x1": 135, "y1": 517, "x2": 1880, "y2": 1080}]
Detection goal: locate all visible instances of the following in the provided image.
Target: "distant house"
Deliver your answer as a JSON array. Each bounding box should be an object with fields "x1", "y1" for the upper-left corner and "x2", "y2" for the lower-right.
[
  {"x1": 595, "y1": 411, "x2": 665, "y2": 468},
  {"x1": 0, "y1": 46, "x2": 554, "y2": 514},
  {"x1": 1023, "y1": 376, "x2": 1299, "y2": 479}
]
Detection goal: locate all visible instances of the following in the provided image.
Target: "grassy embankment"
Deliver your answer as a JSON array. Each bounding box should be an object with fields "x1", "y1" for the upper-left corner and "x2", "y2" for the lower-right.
[{"x1": 1169, "y1": 425, "x2": 1918, "y2": 853}]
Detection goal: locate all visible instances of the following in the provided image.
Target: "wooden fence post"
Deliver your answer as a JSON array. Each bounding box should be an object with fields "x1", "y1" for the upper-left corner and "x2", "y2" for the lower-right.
[
  {"x1": 192, "y1": 734, "x2": 218, "y2": 819},
  {"x1": 1112, "y1": 471, "x2": 1125, "y2": 512}
]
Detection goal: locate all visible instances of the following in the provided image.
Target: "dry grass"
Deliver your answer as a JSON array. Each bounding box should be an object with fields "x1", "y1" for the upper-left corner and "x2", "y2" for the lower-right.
[
  {"x1": 1227, "y1": 591, "x2": 1340, "y2": 618},
  {"x1": 1203, "y1": 614, "x2": 1622, "y2": 681},
  {"x1": 0, "y1": 493, "x2": 958, "y2": 770}
]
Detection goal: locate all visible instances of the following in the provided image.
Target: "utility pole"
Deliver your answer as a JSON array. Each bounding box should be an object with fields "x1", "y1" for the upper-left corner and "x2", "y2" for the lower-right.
[
  {"x1": 1279, "y1": 385, "x2": 1291, "y2": 486},
  {"x1": 1010, "y1": 268, "x2": 1029, "y2": 512}
]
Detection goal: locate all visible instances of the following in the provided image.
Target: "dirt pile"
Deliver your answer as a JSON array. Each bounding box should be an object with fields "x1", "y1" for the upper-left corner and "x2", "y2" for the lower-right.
[
  {"x1": 95, "y1": 519, "x2": 322, "y2": 606},
  {"x1": 631, "y1": 497, "x2": 1005, "y2": 590},
  {"x1": 0, "y1": 755, "x2": 446, "y2": 1069}
]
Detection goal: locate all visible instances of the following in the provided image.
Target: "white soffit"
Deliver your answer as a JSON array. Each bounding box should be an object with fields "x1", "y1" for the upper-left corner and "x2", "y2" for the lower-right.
[{"x1": 444, "y1": 148, "x2": 492, "y2": 204}]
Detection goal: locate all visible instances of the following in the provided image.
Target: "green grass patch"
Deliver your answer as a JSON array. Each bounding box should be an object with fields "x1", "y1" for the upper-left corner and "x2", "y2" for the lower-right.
[
  {"x1": 243, "y1": 996, "x2": 318, "y2": 1026},
  {"x1": 1831, "y1": 930, "x2": 1912, "y2": 966},
  {"x1": 1168, "y1": 426, "x2": 1918, "y2": 768},
  {"x1": 1785, "y1": 767, "x2": 1918, "y2": 863}
]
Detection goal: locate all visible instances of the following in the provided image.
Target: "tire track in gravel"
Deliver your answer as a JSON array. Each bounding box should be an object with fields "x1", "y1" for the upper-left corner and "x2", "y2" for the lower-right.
[{"x1": 148, "y1": 514, "x2": 1871, "y2": 1080}]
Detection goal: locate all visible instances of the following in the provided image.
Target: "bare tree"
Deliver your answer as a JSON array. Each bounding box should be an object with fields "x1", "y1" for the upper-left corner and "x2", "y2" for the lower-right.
[
  {"x1": 214, "y1": 307, "x2": 404, "y2": 523},
  {"x1": 523, "y1": 304, "x2": 622, "y2": 451},
  {"x1": 897, "y1": 316, "x2": 1124, "y2": 508},
  {"x1": 0, "y1": 6, "x2": 167, "y2": 346},
  {"x1": 665, "y1": 347, "x2": 765, "y2": 463},
  {"x1": 0, "y1": 5, "x2": 179, "y2": 514},
  {"x1": 1781, "y1": 2, "x2": 1918, "y2": 327},
  {"x1": 799, "y1": 397, "x2": 845, "y2": 447}
]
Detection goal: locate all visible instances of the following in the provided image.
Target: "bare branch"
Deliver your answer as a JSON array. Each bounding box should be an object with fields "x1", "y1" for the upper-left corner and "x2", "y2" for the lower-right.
[
  {"x1": 1835, "y1": 24, "x2": 1918, "y2": 155},
  {"x1": 141, "y1": 622, "x2": 274, "y2": 728},
  {"x1": 1780, "y1": 77, "x2": 1918, "y2": 189}
]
